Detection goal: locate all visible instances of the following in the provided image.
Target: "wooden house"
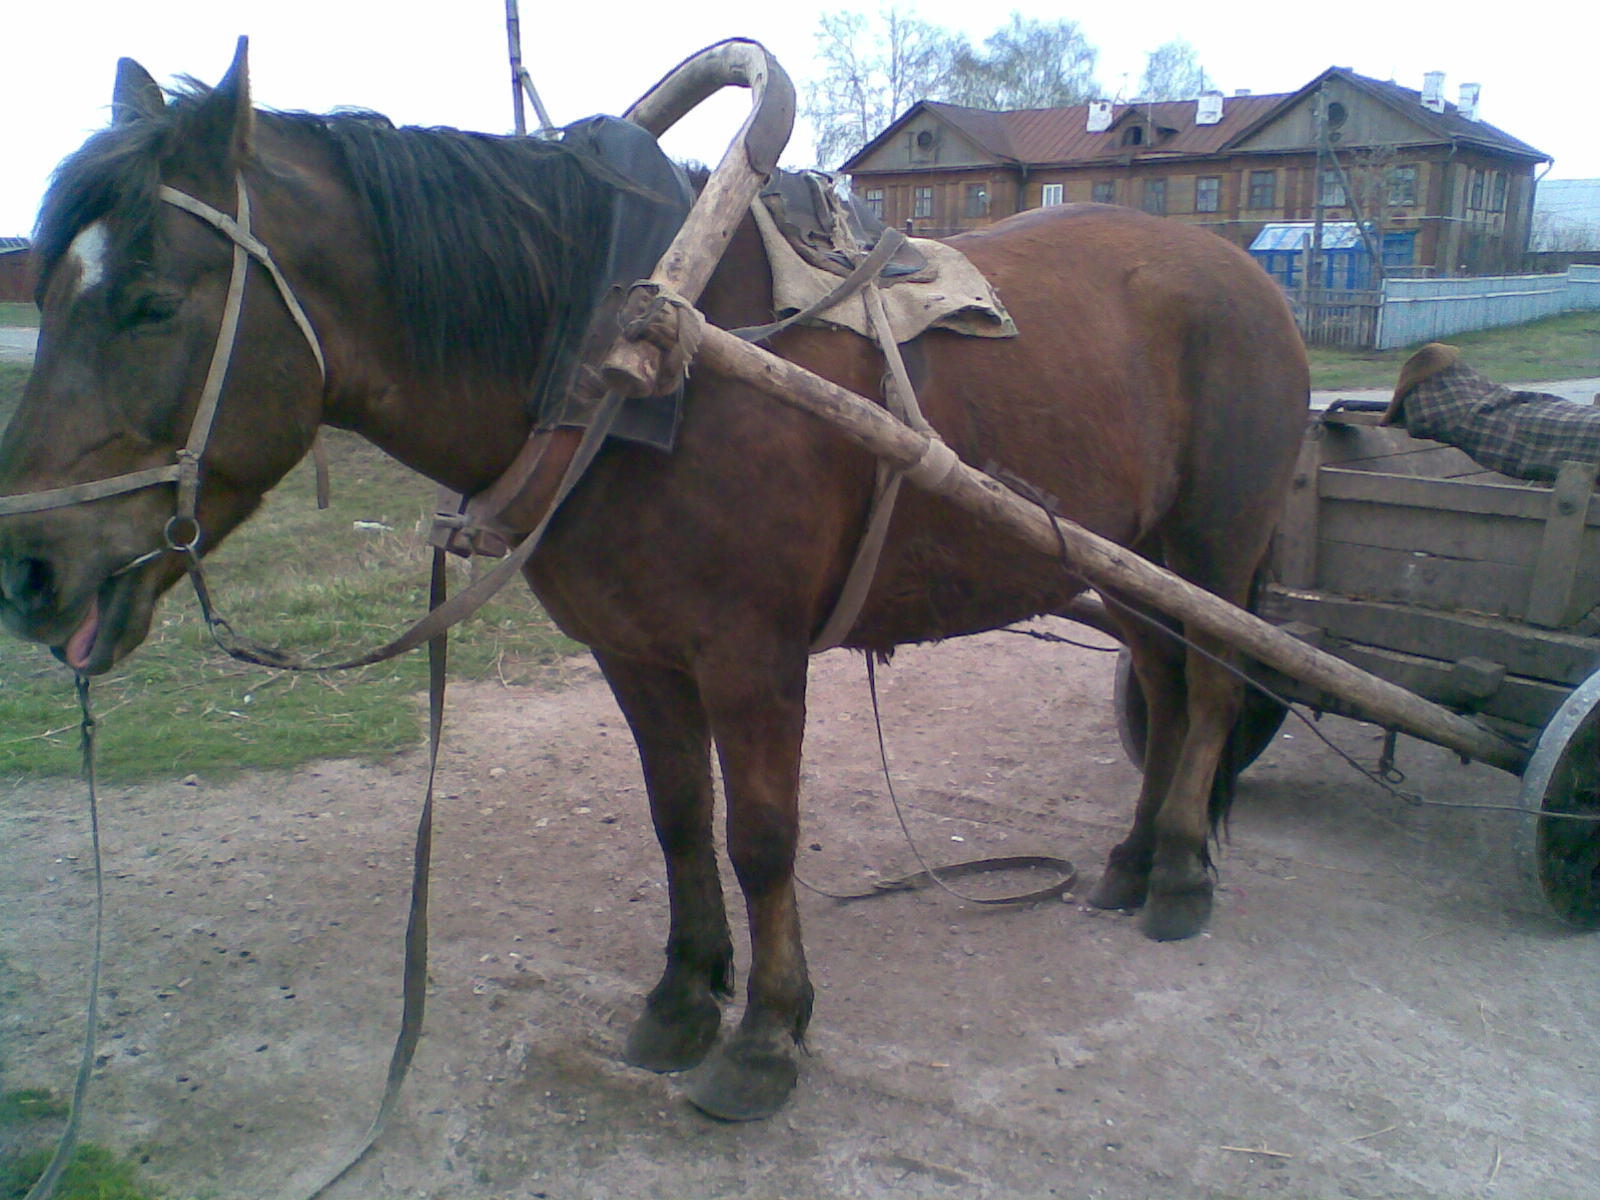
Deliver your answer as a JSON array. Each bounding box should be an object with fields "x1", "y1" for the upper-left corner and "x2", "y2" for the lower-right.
[{"x1": 842, "y1": 67, "x2": 1550, "y2": 278}]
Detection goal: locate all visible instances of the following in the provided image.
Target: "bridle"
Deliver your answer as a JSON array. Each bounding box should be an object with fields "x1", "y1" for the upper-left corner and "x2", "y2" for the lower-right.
[{"x1": 0, "y1": 173, "x2": 326, "y2": 567}]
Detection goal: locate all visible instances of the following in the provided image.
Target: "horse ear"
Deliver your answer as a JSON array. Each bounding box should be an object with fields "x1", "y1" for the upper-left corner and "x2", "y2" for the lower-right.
[
  {"x1": 112, "y1": 58, "x2": 165, "y2": 124},
  {"x1": 191, "y1": 36, "x2": 256, "y2": 164}
]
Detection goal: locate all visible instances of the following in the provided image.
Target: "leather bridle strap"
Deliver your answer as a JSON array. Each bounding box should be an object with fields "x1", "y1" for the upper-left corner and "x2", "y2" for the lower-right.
[{"x1": 0, "y1": 175, "x2": 325, "y2": 522}]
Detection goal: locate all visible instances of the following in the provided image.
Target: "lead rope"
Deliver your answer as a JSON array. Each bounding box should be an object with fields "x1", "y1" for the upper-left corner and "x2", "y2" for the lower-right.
[
  {"x1": 302, "y1": 550, "x2": 448, "y2": 1198},
  {"x1": 796, "y1": 656, "x2": 1077, "y2": 907},
  {"x1": 22, "y1": 679, "x2": 105, "y2": 1200}
]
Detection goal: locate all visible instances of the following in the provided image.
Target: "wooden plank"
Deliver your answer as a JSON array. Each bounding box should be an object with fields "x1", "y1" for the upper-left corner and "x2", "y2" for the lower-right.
[
  {"x1": 1272, "y1": 431, "x2": 1323, "y2": 589},
  {"x1": 1313, "y1": 539, "x2": 1537, "y2": 617},
  {"x1": 1258, "y1": 588, "x2": 1600, "y2": 686},
  {"x1": 1319, "y1": 467, "x2": 1589, "y2": 523},
  {"x1": 1527, "y1": 459, "x2": 1600, "y2": 628},
  {"x1": 1318, "y1": 499, "x2": 1544, "y2": 567},
  {"x1": 1335, "y1": 644, "x2": 1572, "y2": 730},
  {"x1": 1316, "y1": 424, "x2": 1486, "y2": 476}
]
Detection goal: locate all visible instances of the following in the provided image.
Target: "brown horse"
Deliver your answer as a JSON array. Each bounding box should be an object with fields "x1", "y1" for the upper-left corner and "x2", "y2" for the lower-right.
[{"x1": 0, "y1": 44, "x2": 1308, "y2": 1119}]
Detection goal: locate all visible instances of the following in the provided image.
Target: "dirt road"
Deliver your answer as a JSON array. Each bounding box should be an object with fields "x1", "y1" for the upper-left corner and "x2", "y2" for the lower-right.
[{"x1": 3, "y1": 624, "x2": 1597, "y2": 1199}]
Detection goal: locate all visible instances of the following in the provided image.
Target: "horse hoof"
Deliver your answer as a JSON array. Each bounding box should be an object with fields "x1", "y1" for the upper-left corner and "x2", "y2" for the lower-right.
[
  {"x1": 1085, "y1": 862, "x2": 1148, "y2": 911},
  {"x1": 624, "y1": 993, "x2": 722, "y2": 1074},
  {"x1": 1139, "y1": 884, "x2": 1213, "y2": 941},
  {"x1": 681, "y1": 1032, "x2": 799, "y2": 1121}
]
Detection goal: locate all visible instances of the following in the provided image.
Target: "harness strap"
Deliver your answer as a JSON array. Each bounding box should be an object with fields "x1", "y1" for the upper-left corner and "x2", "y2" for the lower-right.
[
  {"x1": 0, "y1": 177, "x2": 325, "y2": 522},
  {"x1": 810, "y1": 260, "x2": 956, "y2": 653},
  {"x1": 159, "y1": 181, "x2": 326, "y2": 381},
  {"x1": 0, "y1": 466, "x2": 183, "y2": 516}
]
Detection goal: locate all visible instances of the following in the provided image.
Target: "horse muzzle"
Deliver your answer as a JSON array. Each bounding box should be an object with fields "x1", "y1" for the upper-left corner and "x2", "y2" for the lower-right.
[{"x1": 0, "y1": 522, "x2": 170, "y2": 674}]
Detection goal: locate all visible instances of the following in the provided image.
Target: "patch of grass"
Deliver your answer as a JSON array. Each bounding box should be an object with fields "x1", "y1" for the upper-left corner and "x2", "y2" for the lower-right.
[
  {"x1": 0, "y1": 1144, "x2": 159, "y2": 1200},
  {"x1": 0, "y1": 303, "x2": 37, "y2": 328},
  {"x1": 1309, "y1": 310, "x2": 1600, "y2": 390},
  {"x1": 0, "y1": 1088, "x2": 67, "y2": 1123},
  {"x1": 0, "y1": 1089, "x2": 159, "y2": 1200},
  {"x1": 0, "y1": 429, "x2": 584, "y2": 783}
]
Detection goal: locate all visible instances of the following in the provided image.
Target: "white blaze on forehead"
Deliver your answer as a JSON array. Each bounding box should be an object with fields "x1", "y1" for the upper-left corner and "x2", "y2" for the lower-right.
[{"x1": 65, "y1": 222, "x2": 111, "y2": 296}]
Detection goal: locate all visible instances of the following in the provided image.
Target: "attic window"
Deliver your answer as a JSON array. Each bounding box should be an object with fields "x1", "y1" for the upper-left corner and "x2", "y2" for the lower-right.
[
  {"x1": 1326, "y1": 101, "x2": 1348, "y2": 127},
  {"x1": 1122, "y1": 125, "x2": 1145, "y2": 147},
  {"x1": 916, "y1": 130, "x2": 935, "y2": 149}
]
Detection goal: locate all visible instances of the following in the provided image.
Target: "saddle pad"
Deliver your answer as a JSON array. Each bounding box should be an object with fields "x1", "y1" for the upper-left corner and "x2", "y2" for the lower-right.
[{"x1": 751, "y1": 200, "x2": 1017, "y2": 343}]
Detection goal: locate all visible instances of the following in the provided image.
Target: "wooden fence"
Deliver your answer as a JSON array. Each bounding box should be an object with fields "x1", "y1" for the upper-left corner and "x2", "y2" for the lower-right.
[
  {"x1": 1290, "y1": 288, "x2": 1381, "y2": 348},
  {"x1": 1287, "y1": 266, "x2": 1600, "y2": 350}
]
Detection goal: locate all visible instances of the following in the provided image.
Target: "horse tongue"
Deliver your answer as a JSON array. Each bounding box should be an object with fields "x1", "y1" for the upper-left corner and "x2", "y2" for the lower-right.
[{"x1": 64, "y1": 597, "x2": 101, "y2": 671}]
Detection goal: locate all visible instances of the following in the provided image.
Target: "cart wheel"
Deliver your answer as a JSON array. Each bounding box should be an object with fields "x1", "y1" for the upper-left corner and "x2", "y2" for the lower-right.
[
  {"x1": 1113, "y1": 650, "x2": 1288, "y2": 774},
  {"x1": 1514, "y1": 668, "x2": 1600, "y2": 929}
]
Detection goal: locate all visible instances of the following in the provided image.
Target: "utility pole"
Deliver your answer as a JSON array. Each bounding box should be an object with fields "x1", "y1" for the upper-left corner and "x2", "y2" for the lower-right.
[
  {"x1": 1311, "y1": 88, "x2": 1326, "y2": 293},
  {"x1": 504, "y1": 0, "x2": 555, "y2": 136}
]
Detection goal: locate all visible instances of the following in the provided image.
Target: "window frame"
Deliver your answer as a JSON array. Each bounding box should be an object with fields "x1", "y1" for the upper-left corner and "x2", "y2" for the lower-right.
[
  {"x1": 964, "y1": 183, "x2": 991, "y2": 219},
  {"x1": 1247, "y1": 169, "x2": 1277, "y2": 210},
  {"x1": 1142, "y1": 177, "x2": 1168, "y2": 216},
  {"x1": 1386, "y1": 165, "x2": 1418, "y2": 208},
  {"x1": 1194, "y1": 175, "x2": 1221, "y2": 214}
]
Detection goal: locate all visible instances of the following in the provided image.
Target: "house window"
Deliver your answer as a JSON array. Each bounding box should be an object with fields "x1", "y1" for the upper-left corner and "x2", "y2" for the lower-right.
[
  {"x1": 1247, "y1": 170, "x2": 1277, "y2": 210},
  {"x1": 1319, "y1": 168, "x2": 1346, "y2": 207},
  {"x1": 913, "y1": 186, "x2": 934, "y2": 219},
  {"x1": 1092, "y1": 180, "x2": 1116, "y2": 205},
  {"x1": 864, "y1": 188, "x2": 885, "y2": 219},
  {"x1": 1142, "y1": 178, "x2": 1167, "y2": 215},
  {"x1": 1387, "y1": 166, "x2": 1418, "y2": 207},
  {"x1": 1194, "y1": 176, "x2": 1220, "y2": 213},
  {"x1": 1122, "y1": 125, "x2": 1145, "y2": 147},
  {"x1": 1469, "y1": 170, "x2": 1486, "y2": 210},
  {"x1": 964, "y1": 184, "x2": 990, "y2": 218},
  {"x1": 1041, "y1": 182, "x2": 1065, "y2": 206}
]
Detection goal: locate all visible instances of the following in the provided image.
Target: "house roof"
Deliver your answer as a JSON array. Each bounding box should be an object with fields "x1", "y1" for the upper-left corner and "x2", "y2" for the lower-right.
[
  {"x1": 1250, "y1": 222, "x2": 1366, "y2": 252},
  {"x1": 843, "y1": 67, "x2": 1550, "y2": 173},
  {"x1": 0, "y1": 238, "x2": 29, "y2": 255}
]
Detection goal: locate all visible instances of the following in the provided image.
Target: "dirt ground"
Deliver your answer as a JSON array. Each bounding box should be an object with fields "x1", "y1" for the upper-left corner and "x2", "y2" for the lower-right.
[{"x1": 3, "y1": 622, "x2": 1598, "y2": 1200}]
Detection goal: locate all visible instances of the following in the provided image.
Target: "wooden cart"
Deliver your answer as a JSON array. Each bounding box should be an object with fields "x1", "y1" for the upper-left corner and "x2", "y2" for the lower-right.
[{"x1": 1115, "y1": 405, "x2": 1600, "y2": 927}]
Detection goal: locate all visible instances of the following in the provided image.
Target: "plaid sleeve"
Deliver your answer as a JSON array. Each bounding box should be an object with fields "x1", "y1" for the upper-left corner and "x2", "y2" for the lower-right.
[{"x1": 1396, "y1": 362, "x2": 1600, "y2": 482}]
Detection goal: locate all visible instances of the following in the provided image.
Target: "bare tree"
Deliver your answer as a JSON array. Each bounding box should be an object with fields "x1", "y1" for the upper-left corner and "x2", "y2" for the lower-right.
[
  {"x1": 942, "y1": 15, "x2": 1101, "y2": 110},
  {"x1": 805, "y1": 8, "x2": 961, "y2": 168},
  {"x1": 1137, "y1": 39, "x2": 1214, "y2": 101},
  {"x1": 803, "y1": 9, "x2": 1102, "y2": 167}
]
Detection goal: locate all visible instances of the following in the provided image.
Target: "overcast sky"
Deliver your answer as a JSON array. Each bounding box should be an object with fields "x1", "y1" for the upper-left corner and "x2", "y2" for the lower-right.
[{"x1": 4, "y1": 0, "x2": 1595, "y2": 237}]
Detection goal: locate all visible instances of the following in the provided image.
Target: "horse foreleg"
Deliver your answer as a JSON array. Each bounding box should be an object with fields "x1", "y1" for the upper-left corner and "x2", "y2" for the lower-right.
[
  {"x1": 682, "y1": 652, "x2": 813, "y2": 1121},
  {"x1": 595, "y1": 653, "x2": 732, "y2": 1074}
]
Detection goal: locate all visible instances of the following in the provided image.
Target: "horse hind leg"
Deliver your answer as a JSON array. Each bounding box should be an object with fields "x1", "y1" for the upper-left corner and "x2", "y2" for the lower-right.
[
  {"x1": 594, "y1": 653, "x2": 733, "y2": 1073},
  {"x1": 1086, "y1": 594, "x2": 1189, "y2": 912},
  {"x1": 1088, "y1": 570, "x2": 1253, "y2": 940},
  {"x1": 1140, "y1": 628, "x2": 1246, "y2": 939}
]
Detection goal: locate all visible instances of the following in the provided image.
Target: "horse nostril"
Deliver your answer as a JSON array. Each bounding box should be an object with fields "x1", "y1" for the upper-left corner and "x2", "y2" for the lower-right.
[{"x1": 0, "y1": 555, "x2": 57, "y2": 616}]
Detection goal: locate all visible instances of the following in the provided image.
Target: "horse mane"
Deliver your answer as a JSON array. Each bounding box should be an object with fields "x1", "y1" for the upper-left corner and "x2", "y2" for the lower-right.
[{"x1": 36, "y1": 84, "x2": 621, "y2": 395}]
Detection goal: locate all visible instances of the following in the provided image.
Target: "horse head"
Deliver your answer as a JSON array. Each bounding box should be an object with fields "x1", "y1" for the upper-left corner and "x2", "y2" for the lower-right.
[{"x1": 0, "y1": 40, "x2": 345, "y2": 673}]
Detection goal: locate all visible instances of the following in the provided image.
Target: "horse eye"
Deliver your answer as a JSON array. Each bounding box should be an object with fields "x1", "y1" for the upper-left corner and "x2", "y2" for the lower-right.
[{"x1": 123, "y1": 292, "x2": 180, "y2": 329}]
